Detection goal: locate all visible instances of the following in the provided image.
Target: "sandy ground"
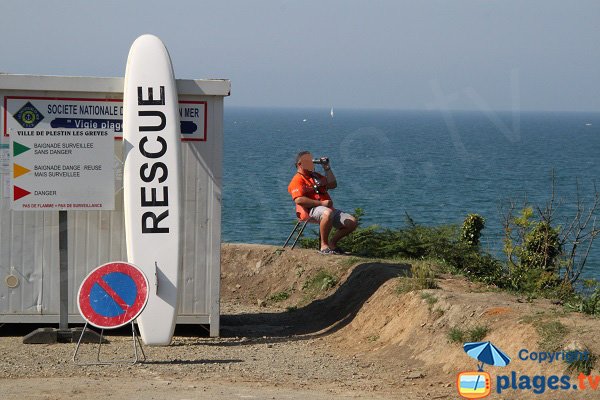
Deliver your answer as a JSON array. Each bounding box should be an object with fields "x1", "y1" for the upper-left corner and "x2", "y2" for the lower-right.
[
  {"x1": 2, "y1": 243, "x2": 600, "y2": 399},
  {"x1": 0, "y1": 308, "x2": 433, "y2": 400}
]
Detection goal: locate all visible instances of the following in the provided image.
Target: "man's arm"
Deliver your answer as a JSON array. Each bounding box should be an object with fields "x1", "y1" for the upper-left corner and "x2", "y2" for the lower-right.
[
  {"x1": 323, "y1": 165, "x2": 337, "y2": 189},
  {"x1": 295, "y1": 197, "x2": 332, "y2": 209}
]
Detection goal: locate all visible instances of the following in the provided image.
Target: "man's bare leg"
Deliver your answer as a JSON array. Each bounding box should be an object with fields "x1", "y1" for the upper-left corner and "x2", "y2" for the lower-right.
[
  {"x1": 319, "y1": 209, "x2": 334, "y2": 250},
  {"x1": 329, "y1": 217, "x2": 358, "y2": 250}
]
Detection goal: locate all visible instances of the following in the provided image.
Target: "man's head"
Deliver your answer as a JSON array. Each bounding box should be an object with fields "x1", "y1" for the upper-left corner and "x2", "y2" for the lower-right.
[{"x1": 295, "y1": 151, "x2": 314, "y2": 172}]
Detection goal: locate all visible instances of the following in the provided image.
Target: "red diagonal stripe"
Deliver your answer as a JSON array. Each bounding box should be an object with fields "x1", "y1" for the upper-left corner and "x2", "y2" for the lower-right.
[{"x1": 96, "y1": 278, "x2": 130, "y2": 312}]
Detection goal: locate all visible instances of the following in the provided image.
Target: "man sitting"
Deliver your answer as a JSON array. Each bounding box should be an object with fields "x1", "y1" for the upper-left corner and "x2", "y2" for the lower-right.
[{"x1": 287, "y1": 151, "x2": 357, "y2": 254}]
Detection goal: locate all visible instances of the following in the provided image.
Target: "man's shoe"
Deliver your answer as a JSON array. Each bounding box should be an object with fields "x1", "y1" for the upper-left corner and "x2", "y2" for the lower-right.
[
  {"x1": 332, "y1": 247, "x2": 350, "y2": 255},
  {"x1": 318, "y1": 248, "x2": 335, "y2": 255}
]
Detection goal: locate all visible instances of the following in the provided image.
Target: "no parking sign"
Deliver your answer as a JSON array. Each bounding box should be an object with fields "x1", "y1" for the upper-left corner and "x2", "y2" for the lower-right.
[{"x1": 78, "y1": 262, "x2": 149, "y2": 329}]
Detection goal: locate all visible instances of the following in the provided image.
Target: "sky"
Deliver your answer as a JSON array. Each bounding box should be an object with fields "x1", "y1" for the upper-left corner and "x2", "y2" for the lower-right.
[{"x1": 1, "y1": 0, "x2": 599, "y2": 112}]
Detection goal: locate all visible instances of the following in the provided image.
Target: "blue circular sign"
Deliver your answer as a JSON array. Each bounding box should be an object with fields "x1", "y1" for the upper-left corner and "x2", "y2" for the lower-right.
[{"x1": 77, "y1": 262, "x2": 149, "y2": 329}]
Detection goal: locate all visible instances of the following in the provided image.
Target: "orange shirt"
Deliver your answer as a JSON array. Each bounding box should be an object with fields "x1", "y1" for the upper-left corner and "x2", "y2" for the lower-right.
[
  {"x1": 288, "y1": 172, "x2": 332, "y2": 220},
  {"x1": 288, "y1": 172, "x2": 332, "y2": 203}
]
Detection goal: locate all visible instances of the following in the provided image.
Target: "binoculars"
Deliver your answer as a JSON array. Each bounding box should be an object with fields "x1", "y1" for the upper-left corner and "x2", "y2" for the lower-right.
[{"x1": 312, "y1": 157, "x2": 330, "y2": 165}]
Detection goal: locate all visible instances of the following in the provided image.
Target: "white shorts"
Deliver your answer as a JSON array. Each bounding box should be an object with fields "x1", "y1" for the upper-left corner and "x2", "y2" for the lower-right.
[{"x1": 309, "y1": 206, "x2": 353, "y2": 229}]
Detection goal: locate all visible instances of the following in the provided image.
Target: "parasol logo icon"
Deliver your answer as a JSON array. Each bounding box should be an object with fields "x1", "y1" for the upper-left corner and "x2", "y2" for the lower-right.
[{"x1": 457, "y1": 341, "x2": 511, "y2": 399}]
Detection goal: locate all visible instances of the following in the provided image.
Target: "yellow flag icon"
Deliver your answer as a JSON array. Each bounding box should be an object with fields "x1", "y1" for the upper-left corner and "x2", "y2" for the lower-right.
[{"x1": 13, "y1": 163, "x2": 30, "y2": 178}]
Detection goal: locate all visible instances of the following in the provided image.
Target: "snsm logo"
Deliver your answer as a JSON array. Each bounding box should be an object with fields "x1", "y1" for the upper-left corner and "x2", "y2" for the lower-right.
[{"x1": 13, "y1": 101, "x2": 44, "y2": 129}]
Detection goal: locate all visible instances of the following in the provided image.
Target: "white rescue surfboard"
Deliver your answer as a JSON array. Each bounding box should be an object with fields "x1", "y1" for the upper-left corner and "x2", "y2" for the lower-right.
[{"x1": 123, "y1": 34, "x2": 182, "y2": 345}]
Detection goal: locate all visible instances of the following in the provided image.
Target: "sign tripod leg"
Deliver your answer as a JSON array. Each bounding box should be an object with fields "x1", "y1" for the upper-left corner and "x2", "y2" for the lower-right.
[{"x1": 72, "y1": 321, "x2": 146, "y2": 365}]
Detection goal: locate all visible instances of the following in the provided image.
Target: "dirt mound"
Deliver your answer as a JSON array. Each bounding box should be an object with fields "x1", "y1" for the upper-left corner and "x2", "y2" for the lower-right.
[
  {"x1": 221, "y1": 243, "x2": 411, "y2": 337},
  {"x1": 221, "y1": 244, "x2": 600, "y2": 384}
]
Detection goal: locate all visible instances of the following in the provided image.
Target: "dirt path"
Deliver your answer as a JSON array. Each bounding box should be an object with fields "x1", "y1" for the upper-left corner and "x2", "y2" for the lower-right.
[
  {"x1": 0, "y1": 312, "x2": 433, "y2": 400},
  {"x1": 3, "y1": 377, "x2": 395, "y2": 400}
]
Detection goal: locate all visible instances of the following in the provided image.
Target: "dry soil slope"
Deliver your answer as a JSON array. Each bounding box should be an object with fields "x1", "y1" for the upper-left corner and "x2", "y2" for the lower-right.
[{"x1": 221, "y1": 243, "x2": 600, "y2": 380}]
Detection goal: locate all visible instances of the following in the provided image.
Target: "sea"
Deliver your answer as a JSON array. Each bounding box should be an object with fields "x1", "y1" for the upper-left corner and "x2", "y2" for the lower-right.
[{"x1": 222, "y1": 107, "x2": 600, "y2": 280}]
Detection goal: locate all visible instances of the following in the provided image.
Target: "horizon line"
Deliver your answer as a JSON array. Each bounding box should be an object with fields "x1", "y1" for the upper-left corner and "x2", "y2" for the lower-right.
[{"x1": 225, "y1": 105, "x2": 600, "y2": 114}]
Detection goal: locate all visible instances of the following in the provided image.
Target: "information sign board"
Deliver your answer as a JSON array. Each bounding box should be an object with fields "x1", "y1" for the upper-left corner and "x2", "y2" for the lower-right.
[{"x1": 5, "y1": 97, "x2": 116, "y2": 210}]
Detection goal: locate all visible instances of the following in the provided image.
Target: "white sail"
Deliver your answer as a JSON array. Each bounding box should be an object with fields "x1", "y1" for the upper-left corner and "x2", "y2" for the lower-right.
[{"x1": 330, "y1": 107, "x2": 334, "y2": 118}]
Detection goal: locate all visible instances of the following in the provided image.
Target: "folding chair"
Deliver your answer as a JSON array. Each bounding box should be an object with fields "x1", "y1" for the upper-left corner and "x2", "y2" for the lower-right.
[{"x1": 282, "y1": 204, "x2": 318, "y2": 250}]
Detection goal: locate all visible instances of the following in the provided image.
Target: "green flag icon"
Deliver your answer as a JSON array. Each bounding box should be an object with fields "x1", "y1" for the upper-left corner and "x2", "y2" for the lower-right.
[{"x1": 13, "y1": 141, "x2": 30, "y2": 157}]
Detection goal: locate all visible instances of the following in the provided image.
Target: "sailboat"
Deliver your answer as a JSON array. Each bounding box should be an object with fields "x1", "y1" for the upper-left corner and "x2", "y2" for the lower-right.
[{"x1": 330, "y1": 106, "x2": 334, "y2": 118}]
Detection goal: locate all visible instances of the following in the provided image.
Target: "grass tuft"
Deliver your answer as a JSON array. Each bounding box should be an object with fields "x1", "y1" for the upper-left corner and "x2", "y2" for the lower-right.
[
  {"x1": 535, "y1": 321, "x2": 568, "y2": 352},
  {"x1": 396, "y1": 263, "x2": 438, "y2": 294},
  {"x1": 268, "y1": 291, "x2": 290, "y2": 302},
  {"x1": 448, "y1": 327, "x2": 465, "y2": 343},
  {"x1": 303, "y1": 270, "x2": 338, "y2": 292},
  {"x1": 448, "y1": 325, "x2": 489, "y2": 343},
  {"x1": 566, "y1": 348, "x2": 597, "y2": 375}
]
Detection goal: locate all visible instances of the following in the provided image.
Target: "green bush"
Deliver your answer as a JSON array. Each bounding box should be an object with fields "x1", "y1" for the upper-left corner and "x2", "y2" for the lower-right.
[
  {"x1": 462, "y1": 214, "x2": 485, "y2": 247},
  {"x1": 300, "y1": 210, "x2": 507, "y2": 288},
  {"x1": 504, "y1": 207, "x2": 563, "y2": 293},
  {"x1": 460, "y1": 252, "x2": 506, "y2": 286},
  {"x1": 565, "y1": 279, "x2": 600, "y2": 315},
  {"x1": 522, "y1": 221, "x2": 561, "y2": 271}
]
